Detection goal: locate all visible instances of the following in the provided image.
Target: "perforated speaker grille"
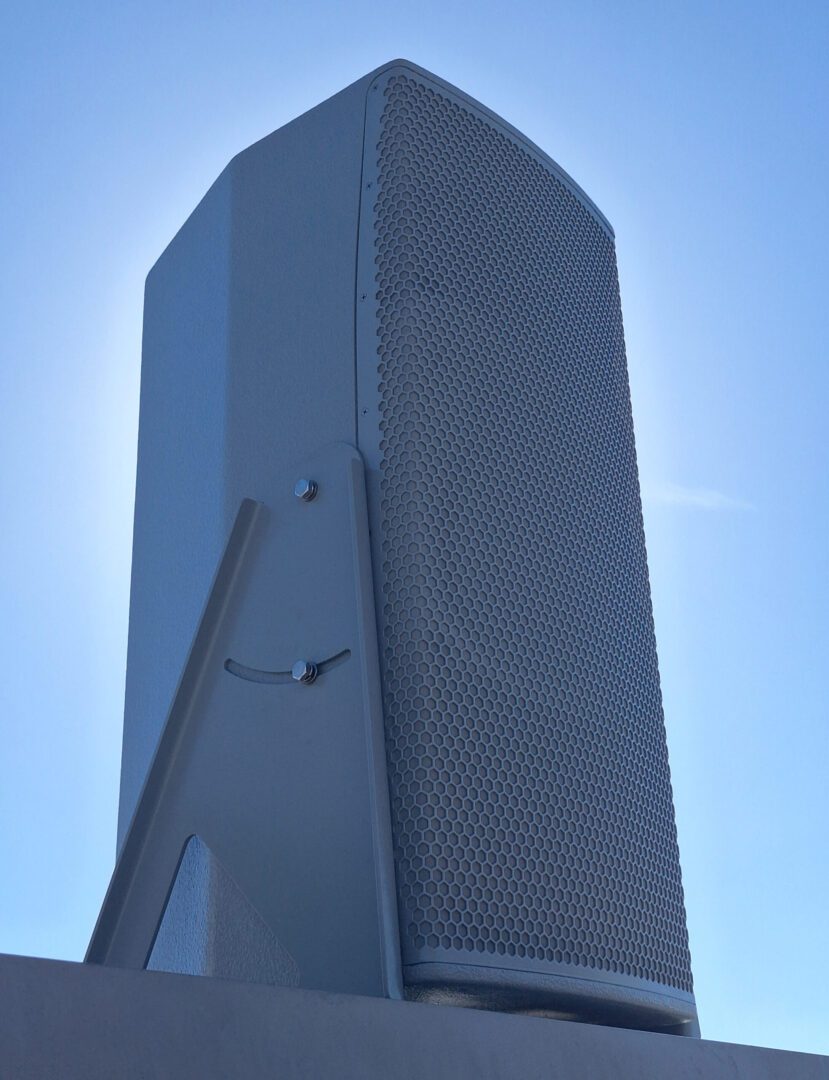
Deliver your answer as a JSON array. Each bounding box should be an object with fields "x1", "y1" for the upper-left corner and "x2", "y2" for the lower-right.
[{"x1": 365, "y1": 72, "x2": 693, "y2": 995}]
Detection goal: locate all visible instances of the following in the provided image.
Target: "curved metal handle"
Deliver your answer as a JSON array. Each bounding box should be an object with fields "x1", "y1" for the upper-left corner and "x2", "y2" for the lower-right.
[{"x1": 224, "y1": 649, "x2": 351, "y2": 686}]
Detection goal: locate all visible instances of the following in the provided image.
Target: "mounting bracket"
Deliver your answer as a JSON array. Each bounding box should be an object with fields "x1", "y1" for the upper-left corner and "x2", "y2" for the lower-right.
[{"x1": 86, "y1": 443, "x2": 402, "y2": 1000}]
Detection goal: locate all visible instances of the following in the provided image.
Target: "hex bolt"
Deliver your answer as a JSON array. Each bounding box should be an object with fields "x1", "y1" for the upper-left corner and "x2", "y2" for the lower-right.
[
  {"x1": 291, "y1": 660, "x2": 318, "y2": 685},
  {"x1": 294, "y1": 478, "x2": 318, "y2": 502}
]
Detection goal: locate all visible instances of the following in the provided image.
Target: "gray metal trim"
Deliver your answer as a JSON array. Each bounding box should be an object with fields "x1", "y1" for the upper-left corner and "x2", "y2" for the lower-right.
[{"x1": 404, "y1": 960, "x2": 698, "y2": 1037}]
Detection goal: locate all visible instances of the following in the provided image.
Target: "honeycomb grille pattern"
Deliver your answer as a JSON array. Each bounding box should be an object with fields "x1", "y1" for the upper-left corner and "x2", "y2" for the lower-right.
[{"x1": 370, "y1": 74, "x2": 692, "y2": 993}]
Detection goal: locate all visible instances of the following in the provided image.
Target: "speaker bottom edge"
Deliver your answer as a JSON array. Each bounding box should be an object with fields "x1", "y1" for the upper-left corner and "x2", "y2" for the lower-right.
[{"x1": 403, "y1": 961, "x2": 699, "y2": 1037}]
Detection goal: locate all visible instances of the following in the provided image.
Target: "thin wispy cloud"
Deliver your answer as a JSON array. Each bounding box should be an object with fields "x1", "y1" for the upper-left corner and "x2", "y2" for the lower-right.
[{"x1": 642, "y1": 482, "x2": 755, "y2": 512}]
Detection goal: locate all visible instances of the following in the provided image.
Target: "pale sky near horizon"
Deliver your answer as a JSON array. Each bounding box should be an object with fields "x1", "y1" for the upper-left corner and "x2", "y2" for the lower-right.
[{"x1": 1, "y1": 0, "x2": 827, "y2": 1058}]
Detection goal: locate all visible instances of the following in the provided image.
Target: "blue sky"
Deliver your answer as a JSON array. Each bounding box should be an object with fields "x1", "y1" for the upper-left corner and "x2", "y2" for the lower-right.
[{"x1": 1, "y1": 0, "x2": 827, "y2": 1057}]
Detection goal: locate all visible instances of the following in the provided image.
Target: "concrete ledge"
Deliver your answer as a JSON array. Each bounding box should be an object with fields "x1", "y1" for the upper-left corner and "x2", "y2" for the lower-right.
[{"x1": 0, "y1": 953, "x2": 826, "y2": 1079}]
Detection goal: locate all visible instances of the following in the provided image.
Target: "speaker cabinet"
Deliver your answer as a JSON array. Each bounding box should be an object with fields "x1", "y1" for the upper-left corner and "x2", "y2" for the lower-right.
[{"x1": 106, "y1": 60, "x2": 697, "y2": 1036}]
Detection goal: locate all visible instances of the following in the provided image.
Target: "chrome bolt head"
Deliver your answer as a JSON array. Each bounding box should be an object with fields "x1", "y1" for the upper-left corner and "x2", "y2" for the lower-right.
[
  {"x1": 291, "y1": 660, "x2": 318, "y2": 685},
  {"x1": 293, "y1": 478, "x2": 318, "y2": 502}
]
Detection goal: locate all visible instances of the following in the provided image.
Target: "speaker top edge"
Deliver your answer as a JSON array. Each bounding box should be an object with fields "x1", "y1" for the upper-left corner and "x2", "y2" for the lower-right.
[{"x1": 363, "y1": 58, "x2": 615, "y2": 240}]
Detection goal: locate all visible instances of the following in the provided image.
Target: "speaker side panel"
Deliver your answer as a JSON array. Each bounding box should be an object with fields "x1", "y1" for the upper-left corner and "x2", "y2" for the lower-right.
[
  {"x1": 122, "y1": 71, "x2": 396, "y2": 992},
  {"x1": 356, "y1": 65, "x2": 697, "y2": 1033}
]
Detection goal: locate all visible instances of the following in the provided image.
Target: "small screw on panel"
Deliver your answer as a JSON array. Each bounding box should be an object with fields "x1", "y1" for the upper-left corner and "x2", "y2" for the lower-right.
[
  {"x1": 291, "y1": 660, "x2": 318, "y2": 685},
  {"x1": 294, "y1": 478, "x2": 318, "y2": 502}
]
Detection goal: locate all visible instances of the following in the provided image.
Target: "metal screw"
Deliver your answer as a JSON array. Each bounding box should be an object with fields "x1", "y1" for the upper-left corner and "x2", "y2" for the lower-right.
[
  {"x1": 291, "y1": 660, "x2": 318, "y2": 685},
  {"x1": 294, "y1": 478, "x2": 317, "y2": 502}
]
